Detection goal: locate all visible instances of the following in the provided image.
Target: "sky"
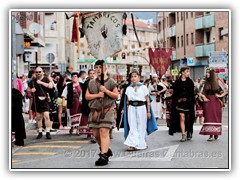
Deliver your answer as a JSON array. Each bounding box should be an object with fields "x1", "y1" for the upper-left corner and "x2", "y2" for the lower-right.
[{"x1": 132, "y1": 12, "x2": 157, "y2": 24}]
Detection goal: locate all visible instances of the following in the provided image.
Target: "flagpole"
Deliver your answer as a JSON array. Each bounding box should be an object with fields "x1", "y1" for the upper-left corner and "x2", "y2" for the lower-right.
[{"x1": 77, "y1": 13, "x2": 80, "y2": 59}]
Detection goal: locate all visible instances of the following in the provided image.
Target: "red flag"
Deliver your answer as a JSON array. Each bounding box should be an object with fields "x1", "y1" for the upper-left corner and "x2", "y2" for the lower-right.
[
  {"x1": 149, "y1": 48, "x2": 172, "y2": 77},
  {"x1": 71, "y1": 14, "x2": 78, "y2": 43}
]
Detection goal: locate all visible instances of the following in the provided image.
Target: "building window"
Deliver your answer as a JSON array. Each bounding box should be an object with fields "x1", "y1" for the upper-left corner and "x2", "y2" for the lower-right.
[
  {"x1": 167, "y1": 17, "x2": 168, "y2": 27},
  {"x1": 181, "y1": 35, "x2": 183, "y2": 47},
  {"x1": 177, "y1": 36, "x2": 179, "y2": 48},
  {"x1": 186, "y1": 12, "x2": 188, "y2": 19},
  {"x1": 154, "y1": 41, "x2": 157, "y2": 48},
  {"x1": 79, "y1": 64, "x2": 87, "y2": 70},
  {"x1": 219, "y1": 27, "x2": 224, "y2": 40},
  {"x1": 191, "y1": 12, "x2": 194, "y2": 18},
  {"x1": 82, "y1": 51, "x2": 85, "y2": 55},
  {"x1": 146, "y1": 42, "x2": 149, "y2": 46},
  {"x1": 177, "y1": 12, "x2": 179, "y2": 22},
  {"x1": 206, "y1": 31, "x2": 211, "y2": 43},
  {"x1": 81, "y1": 43, "x2": 84, "y2": 47},
  {"x1": 113, "y1": 55, "x2": 117, "y2": 60},
  {"x1": 132, "y1": 52, "x2": 135, "y2": 56},
  {"x1": 122, "y1": 52, "x2": 126, "y2": 59},
  {"x1": 131, "y1": 44, "x2": 135, "y2": 49},
  {"x1": 163, "y1": 19, "x2": 165, "y2": 29},
  {"x1": 124, "y1": 45, "x2": 128, "y2": 49},
  {"x1": 206, "y1": 12, "x2": 210, "y2": 15},
  {"x1": 158, "y1": 21, "x2": 161, "y2": 32},
  {"x1": 186, "y1": 34, "x2": 189, "y2": 46},
  {"x1": 181, "y1": 12, "x2": 183, "y2": 21},
  {"x1": 191, "y1": 32, "x2": 194, "y2": 44}
]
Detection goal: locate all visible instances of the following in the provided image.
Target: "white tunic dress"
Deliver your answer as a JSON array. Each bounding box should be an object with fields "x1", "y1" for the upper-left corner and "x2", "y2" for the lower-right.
[
  {"x1": 124, "y1": 85, "x2": 149, "y2": 149},
  {"x1": 148, "y1": 83, "x2": 164, "y2": 119}
]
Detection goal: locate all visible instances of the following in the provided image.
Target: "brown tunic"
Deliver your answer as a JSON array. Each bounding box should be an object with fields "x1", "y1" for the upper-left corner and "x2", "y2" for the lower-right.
[
  {"x1": 88, "y1": 78, "x2": 117, "y2": 110},
  {"x1": 87, "y1": 77, "x2": 117, "y2": 129}
]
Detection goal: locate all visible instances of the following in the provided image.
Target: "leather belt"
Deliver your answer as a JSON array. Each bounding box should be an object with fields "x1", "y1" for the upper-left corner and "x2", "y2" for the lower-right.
[{"x1": 129, "y1": 101, "x2": 146, "y2": 107}]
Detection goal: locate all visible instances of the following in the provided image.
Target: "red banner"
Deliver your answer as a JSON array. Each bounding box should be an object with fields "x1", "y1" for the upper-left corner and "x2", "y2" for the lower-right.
[
  {"x1": 71, "y1": 14, "x2": 78, "y2": 43},
  {"x1": 149, "y1": 48, "x2": 172, "y2": 78}
]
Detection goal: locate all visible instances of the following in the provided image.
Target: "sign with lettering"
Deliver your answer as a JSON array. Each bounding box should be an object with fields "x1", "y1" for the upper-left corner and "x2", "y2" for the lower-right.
[
  {"x1": 187, "y1": 57, "x2": 202, "y2": 66},
  {"x1": 209, "y1": 51, "x2": 227, "y2": 67},
  {"x1": 171, "y1": 68, "x2": 178, "y2": 76},
  {"x1": 83, "y1": 12, "x2": 123, "y2": 59}
]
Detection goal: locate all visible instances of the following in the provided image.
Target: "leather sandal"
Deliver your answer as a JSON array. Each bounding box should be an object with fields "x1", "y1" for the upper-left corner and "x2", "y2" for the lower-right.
[
  {"x1": 207, "y1": 136, "x2": 214, "y2": 141},
  {"x1": 127, "y1": 147, "x2": 138, "y2": 151}
]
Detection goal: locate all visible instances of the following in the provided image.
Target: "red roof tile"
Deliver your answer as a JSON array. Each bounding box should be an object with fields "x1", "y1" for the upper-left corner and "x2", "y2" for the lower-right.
[{"x1": 125, "y1": 18, "x2": 156, "y2": 29}]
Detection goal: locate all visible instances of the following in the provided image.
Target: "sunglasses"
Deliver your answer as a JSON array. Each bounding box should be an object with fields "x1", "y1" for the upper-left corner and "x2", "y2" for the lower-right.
[{"x1": 35, "y1": 71, "x2": 42, "y2": 73}]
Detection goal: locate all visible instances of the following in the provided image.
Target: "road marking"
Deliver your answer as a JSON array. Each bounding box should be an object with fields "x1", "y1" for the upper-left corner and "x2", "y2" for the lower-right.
[
  {"x1": 114, "y1": 125, "x2": 228, "y2": 132},
  {"x1": 12, "y1": 160, "x2": 21, "y2": 164},
  {"x1": 111, "y1": 144, "x2": 179, "y2": 162},
  {"x1": 40, "y1": 140, "x2": 89, "y2": 144},
  {"x1": 13, "y1": 152, "x2": 57, "y2": 156},
  {"x1": 22, "y1": 145, "x2": 80, "y2": 149}
]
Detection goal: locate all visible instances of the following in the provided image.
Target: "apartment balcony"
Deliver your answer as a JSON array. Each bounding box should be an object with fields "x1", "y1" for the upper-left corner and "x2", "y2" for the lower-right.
[
  {"x1": 168, "y1": 25, "x2": 176, "y2": 37},
  {"x1": 171, "y1": 50, "x2": 177, "y2": 60},
  {"x1": 195, "y1": 13, "x2": 215, "y2": 30},
  {"x1": 195, "y1": 43, "x2": 215, "y2": 57}
]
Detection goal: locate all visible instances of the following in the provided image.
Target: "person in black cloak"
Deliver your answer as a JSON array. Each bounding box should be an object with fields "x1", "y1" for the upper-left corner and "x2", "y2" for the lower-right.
[
  {"x1": 12, "y1": 88, "x2": 26, "y2": 146},
  {"x1": 115, "y1": 72, "x2": 132, "y2": 130},
  {"x1": 168, "y1": 67, "x2": 195, "y2": 142}
]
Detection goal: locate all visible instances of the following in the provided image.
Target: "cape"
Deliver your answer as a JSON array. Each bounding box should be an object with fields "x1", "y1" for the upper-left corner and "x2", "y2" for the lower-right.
[
  {"x1": 123, "y1": 83, "x2": 158, "y2": 139},
  {"x1": 168, "y1": 77, "x2": 195, "y2": 136}
]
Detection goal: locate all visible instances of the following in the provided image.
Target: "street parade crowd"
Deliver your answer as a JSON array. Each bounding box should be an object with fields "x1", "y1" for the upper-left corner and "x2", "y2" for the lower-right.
[{"x1": 11, "y1": 60, "x2": 228, "y2": 166}]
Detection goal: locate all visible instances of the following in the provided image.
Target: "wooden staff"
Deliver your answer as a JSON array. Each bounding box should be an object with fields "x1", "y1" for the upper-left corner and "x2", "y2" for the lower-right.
[{"x1": 100, "y1": 60, "x2": 105, "y2": 119}]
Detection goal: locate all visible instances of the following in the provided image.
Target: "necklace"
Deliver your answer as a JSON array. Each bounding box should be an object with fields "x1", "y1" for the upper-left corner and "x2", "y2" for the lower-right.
[{"x1": 133, "y1": 86, "x2": 138, "y2": 92}]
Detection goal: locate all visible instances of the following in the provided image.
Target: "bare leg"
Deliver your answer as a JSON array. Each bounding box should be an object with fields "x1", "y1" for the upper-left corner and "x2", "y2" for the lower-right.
[
  {"x1": 180, "y1": 113, "x2": 185, "y2": 134},
  {"x1": 58, "y1": 105, "x2": 63, "y2": 127},
  {"x1": 36, "y1": 112, "x2": 43, "y2": 132},
  {"x1": 92, "y1": 128, "x2": 101, "y2": 146},
  {"x1": 99, "y1": 128, "x2": 110, "y2": 154},
  {"x1": 43, "y1": 111, "x2": 51, "y2": 132}
]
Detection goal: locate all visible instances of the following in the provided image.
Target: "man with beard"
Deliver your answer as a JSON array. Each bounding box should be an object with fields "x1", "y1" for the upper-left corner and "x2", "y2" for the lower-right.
[{"x1": 27, "y1": 67, "x2": 54, "y2": 139}]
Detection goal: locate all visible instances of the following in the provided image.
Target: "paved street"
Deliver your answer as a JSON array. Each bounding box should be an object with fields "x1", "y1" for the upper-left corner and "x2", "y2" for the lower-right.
[{"x1": 11, "y1": 106, "x2": 229, "y2": 169}]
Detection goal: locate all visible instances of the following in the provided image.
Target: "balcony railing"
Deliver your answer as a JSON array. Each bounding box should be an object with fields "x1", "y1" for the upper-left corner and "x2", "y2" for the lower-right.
[
  {"x1": 195, "y1": 43, "x2": 215, "y2": 57},
  {"x1": 168, "y1": 25, "x2": 176, "y2": 37},
  {"x1": 195, "y1": 13, "x2": 215, "y2": 29}
]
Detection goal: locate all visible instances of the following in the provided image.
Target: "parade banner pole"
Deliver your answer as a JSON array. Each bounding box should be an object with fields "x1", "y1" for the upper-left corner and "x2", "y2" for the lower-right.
[{"x1": 77, "y1": 13, "x2": 80, "y2": 59}]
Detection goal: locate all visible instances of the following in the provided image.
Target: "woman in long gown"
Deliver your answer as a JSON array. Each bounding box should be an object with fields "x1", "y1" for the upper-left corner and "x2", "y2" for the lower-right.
[{"x1": 198, "y1": 68, "x2": 228, "y2": 141}]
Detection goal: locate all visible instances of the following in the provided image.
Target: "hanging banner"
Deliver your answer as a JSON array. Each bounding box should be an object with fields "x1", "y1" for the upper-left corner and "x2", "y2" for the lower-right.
[
  {"x1": 149, "y1": 48, "x2": 172, "y2": 78},
  {"x1": 83, "y1": 12, "x2": 123, "y2": 59}
]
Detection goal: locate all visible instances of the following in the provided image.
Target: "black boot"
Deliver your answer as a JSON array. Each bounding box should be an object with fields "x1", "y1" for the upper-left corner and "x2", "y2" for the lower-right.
[
  {"x1": 187, "y1": 132, "x2": 192, "y2": 140},
  {"x1": 36, "y1": 132, "x2": 43, "y2": 139},
  {"x1": 46, "y1": 132, "x2": 52, "y2": 139},
  {"x1": 95, "y1": 153, "x2": 109, "y2": 166},
  {"x1": 99, "y1": 147, "x2": 113, "y2": 159},
  {"x1": 106, "y1": 148, "x2": 113, "y2": 157}
]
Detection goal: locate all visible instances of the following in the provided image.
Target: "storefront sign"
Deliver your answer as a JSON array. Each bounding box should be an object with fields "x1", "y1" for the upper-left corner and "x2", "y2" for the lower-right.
[
  {"x1": 209, "y1": 51, "x2": 227, "y2": 67},
  {"x1": 187, "y1": 57, "x2": 202, "y2": 66}
]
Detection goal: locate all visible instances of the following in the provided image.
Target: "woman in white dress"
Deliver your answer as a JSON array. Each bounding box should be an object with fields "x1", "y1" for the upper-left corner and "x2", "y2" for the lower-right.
[
  {"x1": 123, "y1": 70, "x2": 156, "y2": 151},
  {"x1": 148, "y1": 74, "x2": 166, "y2": 119}
]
